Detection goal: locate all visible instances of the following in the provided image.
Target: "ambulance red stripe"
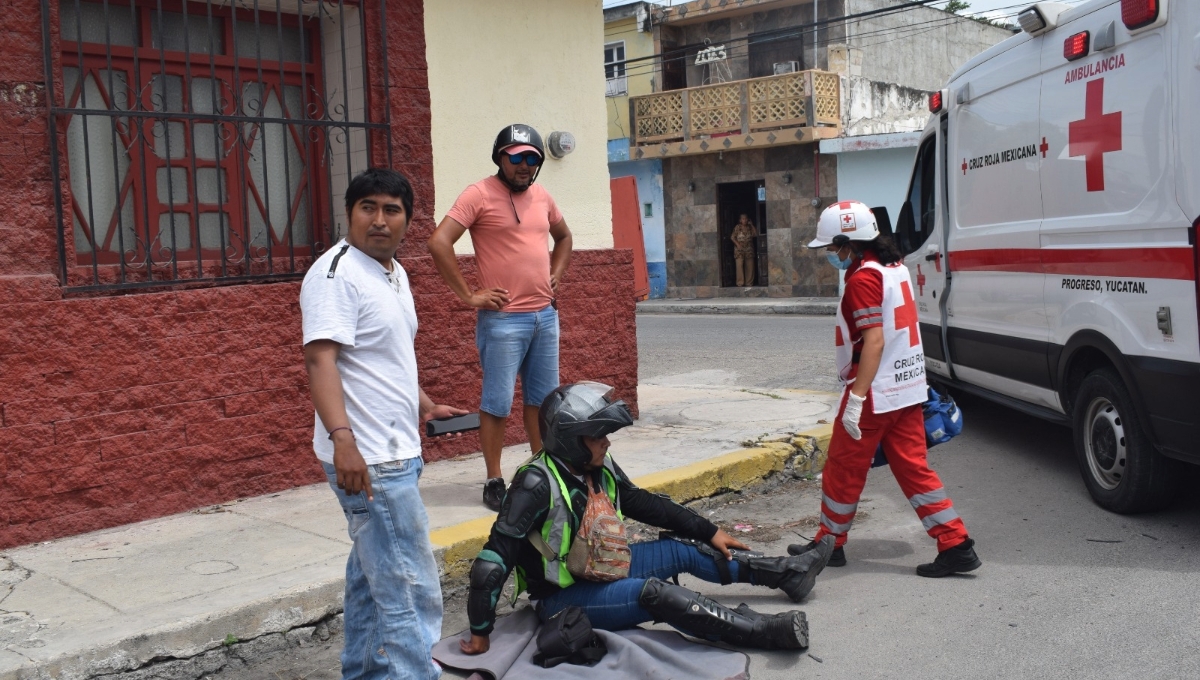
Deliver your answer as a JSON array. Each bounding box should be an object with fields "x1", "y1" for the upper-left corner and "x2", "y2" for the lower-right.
[{"x1": 946, "y1": 247, "x2": 1196, "y2": 280}]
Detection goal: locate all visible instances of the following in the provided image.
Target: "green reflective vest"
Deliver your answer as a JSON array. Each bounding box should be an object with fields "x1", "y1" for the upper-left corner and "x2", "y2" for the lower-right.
[{"x1": 515, "y1": 452, "x2": 623, "y2": 593}]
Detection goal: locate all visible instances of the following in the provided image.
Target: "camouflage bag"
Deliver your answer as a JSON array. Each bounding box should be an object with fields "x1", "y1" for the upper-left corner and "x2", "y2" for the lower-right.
[{"x1": 566, "y1": 477, "x2": 630, "y2": 582}]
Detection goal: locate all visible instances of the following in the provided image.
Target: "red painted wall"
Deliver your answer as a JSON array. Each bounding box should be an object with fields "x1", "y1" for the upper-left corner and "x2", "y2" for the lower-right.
[{"x1": 0, "y1": 0, "x2": 637, "y2": 549}]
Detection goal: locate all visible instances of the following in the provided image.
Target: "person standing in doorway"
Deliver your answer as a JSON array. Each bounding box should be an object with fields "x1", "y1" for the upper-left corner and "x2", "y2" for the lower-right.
[
  {"x1": 788, "y1": 200, "x2": 981, "y2": 578},
  {"x1": 428, "y1": 124, "x2": 574, "y2": 511},
  {"x1": 301, "y1": 168, "x2": 469, "y2": 679},
  {"x1": 731, "y1": 213, "x2": 757, "y2": 287}
]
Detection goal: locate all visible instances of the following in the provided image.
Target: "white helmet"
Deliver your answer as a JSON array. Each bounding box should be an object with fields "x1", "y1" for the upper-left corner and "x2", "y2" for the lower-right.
[{"x1": 808, "y1": 200, "x2": 880, "y2": 248}]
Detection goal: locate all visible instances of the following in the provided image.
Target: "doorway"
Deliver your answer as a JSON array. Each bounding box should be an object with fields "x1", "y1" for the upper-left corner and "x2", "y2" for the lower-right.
[{"x1": 717, "y1": 180, "x2": 767, "y2": 288}]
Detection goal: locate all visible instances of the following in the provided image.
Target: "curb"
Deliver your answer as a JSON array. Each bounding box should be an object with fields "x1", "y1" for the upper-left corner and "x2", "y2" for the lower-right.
[
  {"x1": 2, "y1": 424, "x2": 834, "y2": 680},
  {"x1": 636, "y1": 301, "x2": 837, "y2": 316}
]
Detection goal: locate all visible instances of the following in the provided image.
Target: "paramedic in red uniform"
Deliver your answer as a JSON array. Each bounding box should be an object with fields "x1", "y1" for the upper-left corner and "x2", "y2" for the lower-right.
[{"x1": 788, "y1": 201, "x2": 981, "y2": 577}]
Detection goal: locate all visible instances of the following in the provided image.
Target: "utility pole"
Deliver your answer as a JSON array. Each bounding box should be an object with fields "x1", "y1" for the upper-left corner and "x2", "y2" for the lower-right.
[{"x1": 812, "y1": 0, "x2": 819, "y2": 69}]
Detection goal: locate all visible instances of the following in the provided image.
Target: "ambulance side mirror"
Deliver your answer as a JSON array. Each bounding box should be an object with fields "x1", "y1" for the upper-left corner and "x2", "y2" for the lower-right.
[
  {"x1": 895, "y1": 201, "x2": 916, "y2": 254},
  {"x1": 871, "y1": 206, "x2": 893, "y2": 236}
]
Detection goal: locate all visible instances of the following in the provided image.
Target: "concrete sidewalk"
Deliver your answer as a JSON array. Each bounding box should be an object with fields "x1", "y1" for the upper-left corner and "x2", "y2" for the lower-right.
[
  {"x1": 637, "y1": 296, "x2": 838, "y2": 315},
  {"x1": 0, "y1": 384, "x2": 837, "y2": 680}
]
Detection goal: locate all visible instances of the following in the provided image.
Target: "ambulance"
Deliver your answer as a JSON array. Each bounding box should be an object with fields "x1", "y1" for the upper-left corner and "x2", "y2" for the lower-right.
[{"x1": 890, "y1": 0, "x2": 1199, "y2": 513}]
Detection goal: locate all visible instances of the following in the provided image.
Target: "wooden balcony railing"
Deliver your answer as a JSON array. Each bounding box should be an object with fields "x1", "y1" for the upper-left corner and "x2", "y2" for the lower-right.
[{"x1": 628, "y1": 69, "x2": 841, "y2": 158}]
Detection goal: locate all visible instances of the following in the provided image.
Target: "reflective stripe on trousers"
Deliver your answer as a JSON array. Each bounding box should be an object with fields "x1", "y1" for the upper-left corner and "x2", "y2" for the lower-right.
[
  {"x1": 920, "y1": 507, "x2": 962, "y2": 531},
  {"x1": 908, "y1": 487, "x2": 948, "y2": 509},
  {"x1": 820, "y1": 513, "x2": 854, "y2": 534}
]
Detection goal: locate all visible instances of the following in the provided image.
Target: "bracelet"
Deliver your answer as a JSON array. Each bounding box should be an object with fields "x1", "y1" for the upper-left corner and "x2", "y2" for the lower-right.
[{"x1": 327, "y1": 426, "x2": 354, "y2": 440}]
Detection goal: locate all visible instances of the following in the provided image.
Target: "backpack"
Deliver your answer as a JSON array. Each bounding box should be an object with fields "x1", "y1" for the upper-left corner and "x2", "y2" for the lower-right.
[
  {"x1": 566, "y1": 475, "x2": 631, "y2": 582},
  {"x1": 533, "y1": 606, "x2": 608, "y2": 668}
]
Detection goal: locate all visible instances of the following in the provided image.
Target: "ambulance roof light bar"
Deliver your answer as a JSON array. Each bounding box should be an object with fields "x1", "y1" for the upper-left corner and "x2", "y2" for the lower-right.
[{"x1": 1018, "y1": 2, "x2": 1071, "y2": 36}]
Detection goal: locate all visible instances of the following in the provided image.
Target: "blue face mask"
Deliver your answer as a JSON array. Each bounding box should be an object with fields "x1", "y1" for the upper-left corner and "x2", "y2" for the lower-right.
[{"x1": 826, "y1": 250, "x2": 851, "y2": 270}]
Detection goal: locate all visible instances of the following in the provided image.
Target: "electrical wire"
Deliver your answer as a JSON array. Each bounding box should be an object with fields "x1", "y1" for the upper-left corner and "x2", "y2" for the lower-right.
[
  {"x1": 604, "y1": 0, "x2": 1090, "y2": 79},
  {"x1": 609, "y1": 0, "x2": 1088, "y2": 80}
]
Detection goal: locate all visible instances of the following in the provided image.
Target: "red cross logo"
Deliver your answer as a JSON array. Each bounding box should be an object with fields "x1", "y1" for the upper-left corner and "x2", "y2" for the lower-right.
[
  {"x1": 961, "y1": 158, "x2": 968, "y2": 175},
  {"x1": 895, "y1": 280, "x2": 919, "y2": 347},
  {"x1": 916, "y1": 265, "x2": 926, "y2": 296},
  {"x1": 840, "y1": 213, "x2": 856, "y2": 232},
  {"x1": 1068, "y1": 78, "x2": 1122, "y2": 192},
  {"x1": 1040, "y1": 137, "x2": 1049, "y2": 158}
]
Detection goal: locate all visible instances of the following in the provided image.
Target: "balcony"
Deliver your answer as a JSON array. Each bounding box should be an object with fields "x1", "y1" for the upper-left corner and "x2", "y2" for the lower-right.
[{"x1": 628, "y1": 69, "x2": 841, "y2": 159}]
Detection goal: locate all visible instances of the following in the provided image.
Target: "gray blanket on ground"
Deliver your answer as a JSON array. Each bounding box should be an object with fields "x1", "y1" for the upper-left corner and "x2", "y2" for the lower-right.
[{"x1": 433, "y1": 607, "x2": 750, "y2": 680}]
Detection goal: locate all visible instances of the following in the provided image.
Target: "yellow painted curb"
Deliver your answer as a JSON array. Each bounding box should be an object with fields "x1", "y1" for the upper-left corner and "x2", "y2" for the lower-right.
[
  {"x1": 632, "y1": 443, "x2": 793, "y2": 504},
  {"x1": 432, "y1": 423, "x2": 836, "y2": 581}
]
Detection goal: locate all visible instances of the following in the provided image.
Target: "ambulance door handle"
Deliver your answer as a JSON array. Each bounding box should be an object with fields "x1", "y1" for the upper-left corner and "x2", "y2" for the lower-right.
[{"x1": 924, "y1": 251, "x2": 941, "y2": 262}]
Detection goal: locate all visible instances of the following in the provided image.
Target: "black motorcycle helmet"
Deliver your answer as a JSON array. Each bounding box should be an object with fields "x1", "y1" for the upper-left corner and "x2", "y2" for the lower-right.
[
  {"x1": 538, "y1": 381, "x2": 633, "y2": 471},
  {"x1": 492, "y1": 123, "x2": 545, "y2": 193}
]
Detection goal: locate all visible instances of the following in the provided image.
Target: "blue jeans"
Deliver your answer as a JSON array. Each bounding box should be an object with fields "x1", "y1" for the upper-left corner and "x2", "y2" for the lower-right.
[
  {"x1": 323, "y1": 458, "x2": 442, "y2": 680},
  {"x1": 476, "y1": 305, "x2": 559, "y2": 417},
  {"x1": 536, "y1": 539, "x2": 745, "y2": 633}
]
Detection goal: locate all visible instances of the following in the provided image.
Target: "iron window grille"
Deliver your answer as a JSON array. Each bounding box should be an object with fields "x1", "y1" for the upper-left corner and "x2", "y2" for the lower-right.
[{"x1": 41, "y1": 0, "x2": 392, "y2": 292}]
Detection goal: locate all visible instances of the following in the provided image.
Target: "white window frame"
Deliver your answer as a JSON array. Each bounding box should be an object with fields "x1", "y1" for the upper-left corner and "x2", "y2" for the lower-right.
[{"x1": 604, "y1": 40, "x2": 627, "y2": 97}]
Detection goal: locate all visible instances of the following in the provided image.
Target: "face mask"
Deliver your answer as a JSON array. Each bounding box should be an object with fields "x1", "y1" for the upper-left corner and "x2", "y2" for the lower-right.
[{"x1": 826, "y1": 250, "x2": 851, "y2": 270}]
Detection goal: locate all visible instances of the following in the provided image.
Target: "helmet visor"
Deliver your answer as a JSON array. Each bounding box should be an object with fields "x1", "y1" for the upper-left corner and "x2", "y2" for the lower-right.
[{"x1": 559, "y1": 381, "x2": 616, "y2": 418}]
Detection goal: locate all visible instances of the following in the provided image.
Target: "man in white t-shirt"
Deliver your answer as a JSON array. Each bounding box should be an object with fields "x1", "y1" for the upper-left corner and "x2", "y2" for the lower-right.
[{"x1": 301, "y1": 168, "x2": 467, "y2": 680}]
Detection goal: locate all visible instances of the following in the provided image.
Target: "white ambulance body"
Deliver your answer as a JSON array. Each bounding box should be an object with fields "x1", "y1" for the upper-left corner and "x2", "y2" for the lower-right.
[{"x1": 892, "y1": 0, "x2": 1199, "y2": 512}]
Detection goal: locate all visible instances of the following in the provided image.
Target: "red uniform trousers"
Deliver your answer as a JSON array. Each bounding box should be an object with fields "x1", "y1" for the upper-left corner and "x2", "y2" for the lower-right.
[{"x1": 814, "y1": 390, "x2": 969, "y2": 552}]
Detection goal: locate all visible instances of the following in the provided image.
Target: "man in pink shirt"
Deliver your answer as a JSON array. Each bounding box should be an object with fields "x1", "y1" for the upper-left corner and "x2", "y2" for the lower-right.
[{"x1": 428, "y1": 124, "x2": 574, "y2": 511}]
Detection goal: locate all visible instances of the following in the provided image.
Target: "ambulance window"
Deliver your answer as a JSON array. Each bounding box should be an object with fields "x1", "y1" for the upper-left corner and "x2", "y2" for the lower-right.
[{"x1": 897, "y1": 137, "x2": 936, "y2": 255}]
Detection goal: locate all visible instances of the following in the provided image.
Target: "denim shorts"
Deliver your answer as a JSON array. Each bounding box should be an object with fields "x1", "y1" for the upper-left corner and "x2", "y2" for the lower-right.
[{"x1": 476, "y1": 304, "x2": 560, "y2": 417}]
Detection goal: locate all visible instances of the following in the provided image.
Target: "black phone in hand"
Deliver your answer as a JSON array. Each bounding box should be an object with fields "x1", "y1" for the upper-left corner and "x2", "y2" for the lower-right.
[{"x1": 426, "y1": 412, "x2": 481, "y2": 437}]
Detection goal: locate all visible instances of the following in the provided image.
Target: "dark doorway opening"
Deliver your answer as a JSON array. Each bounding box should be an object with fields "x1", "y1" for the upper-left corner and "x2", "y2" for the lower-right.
[
  {"x1": 661, "y1": 41, "x2": 688, "y2": 90},
  {"x1": 748, "y1": 32, "x2": 805, "y2": 78},
  {"x1": 717, "y1": 180, "x2": 768, "y2": 288}
]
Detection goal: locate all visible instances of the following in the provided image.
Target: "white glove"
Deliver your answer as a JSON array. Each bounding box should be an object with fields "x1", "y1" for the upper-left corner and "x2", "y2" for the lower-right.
[{"x1": 842, "y1": 392, "x2": 865, "y2": 440}]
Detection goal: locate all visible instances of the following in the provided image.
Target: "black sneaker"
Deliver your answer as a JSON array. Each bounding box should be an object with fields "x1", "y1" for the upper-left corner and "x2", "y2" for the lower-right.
[
  {"x1": 916, "y1": 538, "x2": 981, "y2": 578},
  {"x1": 788, "y1": 540, "x2": 847, "y2": 567},
  {"x1": 482, "y1": 477, "x2": 506, "y2": 512}
]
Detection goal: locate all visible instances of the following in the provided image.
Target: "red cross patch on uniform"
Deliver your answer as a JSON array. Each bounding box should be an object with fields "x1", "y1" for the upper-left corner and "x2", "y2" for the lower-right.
[{"x1": 840, "y1": 213, "x2": 857, "y2": 233}]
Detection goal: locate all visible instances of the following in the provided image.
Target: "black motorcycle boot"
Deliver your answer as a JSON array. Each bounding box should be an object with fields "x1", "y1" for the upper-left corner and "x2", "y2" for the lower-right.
[
  {"x1": 639, "y1": 578, "x2": 808, "y2": 650},
  {"x1": 916, "y1": 538, "x2": 982, "y2": 578},
  {"x1": 788, "y1": 540, "x2": 846, "y2": 567},
  {"x1": 733, "y1": 604, "x2": 809, "y2": 650},
  {"x1": 736, "y1": 535, "x2": 834, "y2": 602}
]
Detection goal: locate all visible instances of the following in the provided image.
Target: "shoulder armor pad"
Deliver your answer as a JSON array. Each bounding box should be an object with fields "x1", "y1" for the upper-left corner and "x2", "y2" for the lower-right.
[{"x1": 495, "y1": 467, "x2": 550, "y2": 538}]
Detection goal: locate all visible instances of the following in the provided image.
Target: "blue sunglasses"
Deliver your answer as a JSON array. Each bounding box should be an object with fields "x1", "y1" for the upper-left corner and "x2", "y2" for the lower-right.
[{"x1": 506, "y1": 152, "x2": 543, "y2": 167}]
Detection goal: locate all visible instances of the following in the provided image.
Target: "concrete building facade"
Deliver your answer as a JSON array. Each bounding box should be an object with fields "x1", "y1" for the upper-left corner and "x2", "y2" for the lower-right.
[
  {"x1": 629, "y1": 0, "x2": 1012, "y2": 299},
  {"x1": 604, "y1": 2, "x2": 667, "y2": 297}
]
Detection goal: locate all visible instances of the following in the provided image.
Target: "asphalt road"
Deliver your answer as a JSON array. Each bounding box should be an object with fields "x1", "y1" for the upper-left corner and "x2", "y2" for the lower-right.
[
  {"x1": 647, "y1": 315, "x2": 1200, "y2": 679},
  {"x1": 203, "y1": 314, "x2": 1199, "y2": 680},
  {"x1": 636, "y1": 313, "x2": 839, "y2": 392},
  {"x1": 681, "y1": 391, "x2": 1199, "y2": 680}
]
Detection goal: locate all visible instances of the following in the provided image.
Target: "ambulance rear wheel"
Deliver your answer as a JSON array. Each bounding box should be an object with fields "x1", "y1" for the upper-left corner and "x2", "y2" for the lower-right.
[{"x1": 1072, "y1": 368, "x2": 1179, "y2": 514}]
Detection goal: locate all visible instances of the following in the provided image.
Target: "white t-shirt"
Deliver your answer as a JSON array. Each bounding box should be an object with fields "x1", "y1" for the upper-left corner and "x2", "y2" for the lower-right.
[{"x1": 300, "y1": 239, "x2": 422, "y2": 465}]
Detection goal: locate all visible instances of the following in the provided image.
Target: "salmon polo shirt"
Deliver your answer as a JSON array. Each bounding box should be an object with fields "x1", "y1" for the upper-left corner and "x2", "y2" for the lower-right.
[{"x1": 446, "y1": 175, "x2": 564, "y2": 313}]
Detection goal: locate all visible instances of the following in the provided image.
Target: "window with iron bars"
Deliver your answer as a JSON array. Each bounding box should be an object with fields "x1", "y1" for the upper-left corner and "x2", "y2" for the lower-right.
[{"x1": 45, "y1": 0, "x2": 391, "y2": 291}]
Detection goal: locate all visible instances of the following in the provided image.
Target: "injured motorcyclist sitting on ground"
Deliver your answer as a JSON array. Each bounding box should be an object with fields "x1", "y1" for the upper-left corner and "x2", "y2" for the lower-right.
[{"x1": 460, "y1": 381, "x2": 835, "y2": 655}]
